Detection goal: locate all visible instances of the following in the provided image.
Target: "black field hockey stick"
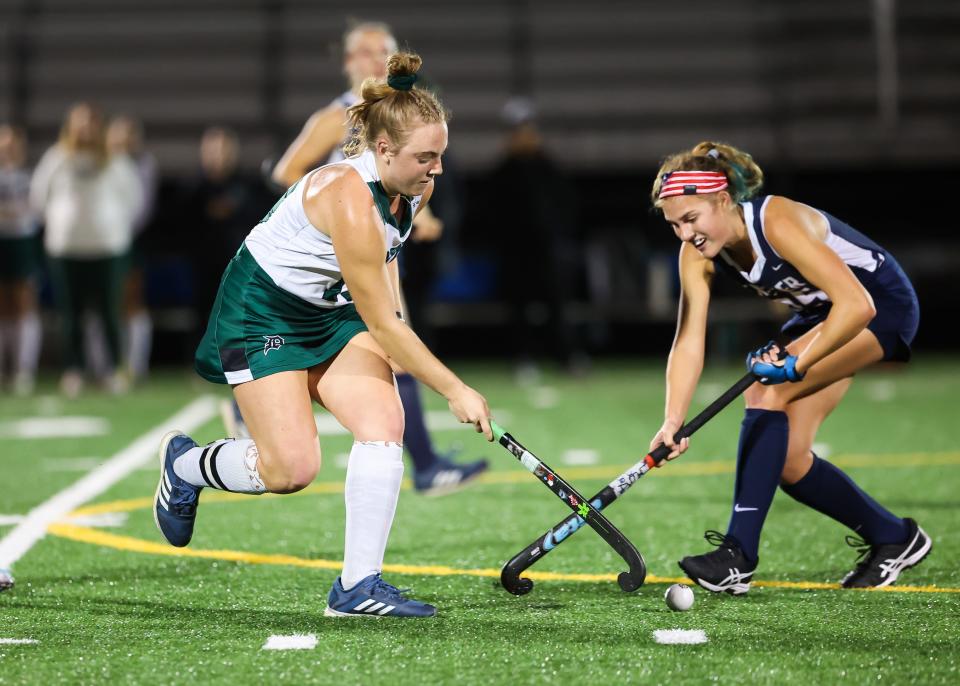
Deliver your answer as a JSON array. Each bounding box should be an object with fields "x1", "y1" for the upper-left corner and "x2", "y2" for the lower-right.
[
  {"x1": 490, "y1": 420, "x2": 647, "y2": 592},
  {"x1": 500, "y1": 370, "x2": 757, "y2": 596}
]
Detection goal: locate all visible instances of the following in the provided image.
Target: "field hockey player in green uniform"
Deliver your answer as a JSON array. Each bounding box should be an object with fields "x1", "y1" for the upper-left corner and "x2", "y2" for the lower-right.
[{"x1": 154, "y1": 52, "x2": 492, "y2": 618}]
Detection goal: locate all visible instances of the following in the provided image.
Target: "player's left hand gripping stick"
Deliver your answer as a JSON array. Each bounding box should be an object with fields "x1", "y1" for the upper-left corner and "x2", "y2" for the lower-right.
[{"x1": 489, "y1": 420, "x2": 646, "y2": 592}]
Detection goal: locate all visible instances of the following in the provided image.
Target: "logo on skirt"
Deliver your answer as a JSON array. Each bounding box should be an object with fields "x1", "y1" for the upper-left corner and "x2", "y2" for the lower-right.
[{"x1": 263, "y1": 335, "x2": 285, "y2": 356}]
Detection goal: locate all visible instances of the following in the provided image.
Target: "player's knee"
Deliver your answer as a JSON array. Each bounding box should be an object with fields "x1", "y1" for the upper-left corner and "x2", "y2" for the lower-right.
[
  {"x1": 350, "y1": 399, "x2": 404, "y2": 443},
  {"x1": 264, "y1": 444, "x2": 321, "y2": 493}
]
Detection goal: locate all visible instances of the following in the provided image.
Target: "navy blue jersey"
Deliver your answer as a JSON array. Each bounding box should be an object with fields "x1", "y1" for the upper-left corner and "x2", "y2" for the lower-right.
[
  {"x1": 714, "y1": 195, "x2": 919, "y2": 361},
  {"x1": 715, "y1": 195, "x2": 897, "y2": 316}
]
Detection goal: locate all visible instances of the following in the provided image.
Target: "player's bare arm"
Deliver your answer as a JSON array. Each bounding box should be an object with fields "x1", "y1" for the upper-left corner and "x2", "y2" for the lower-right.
[
  {"x1": 304, "y1": 167, "x2": 491, "y2": 439},
  {"x1": 763, "y1": 197, "x2": 876, "y2": 374},
  {"x1": 272, "y1": 104, "x2": 348, "y2": 188},
  {"x1": 654, "y1": 242, "x2": 714, "y2": 458}
]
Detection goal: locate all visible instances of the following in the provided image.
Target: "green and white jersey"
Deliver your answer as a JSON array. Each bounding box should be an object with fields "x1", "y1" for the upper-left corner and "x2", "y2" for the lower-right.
[{"x1": 244, "y1": 150, "x2": 421, "y2": 309}]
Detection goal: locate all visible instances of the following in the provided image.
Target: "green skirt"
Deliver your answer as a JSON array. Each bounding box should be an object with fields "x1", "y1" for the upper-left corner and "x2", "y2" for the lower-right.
[{"x1": 195, "y1": 245, "x2": 368, "y2": 385}]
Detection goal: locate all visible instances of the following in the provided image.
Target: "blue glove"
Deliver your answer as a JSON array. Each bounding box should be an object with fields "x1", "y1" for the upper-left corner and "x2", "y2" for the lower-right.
[
  {"x1": 749, "y1": 353, "x2": 805, "y2": 385},
  {"x1": 745, "y1": 340, "x2": 779, "y2": 369}
]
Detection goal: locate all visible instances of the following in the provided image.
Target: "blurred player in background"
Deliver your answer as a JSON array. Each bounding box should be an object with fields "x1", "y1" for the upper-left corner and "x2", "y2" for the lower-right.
[
  {"x1": 107, "y1": 115, "x2": 158, "y2": 384},
  {"x1": 184, "y1": 126, "x2": 269, "y2": 342},
  {"x1": 247, "y1": 20, "x2": 487, "y2": 495},
  {"x1": 649, "y1": 141, "x2": 930, "y2": 594},
  {"x1": 0, "y1": 124, "x2": 42, "y2": 395},
  {"x1": 155, "y1": 52, "x2": 492, "y2": 618},
  {"x1": 31, "y1": 103, "x2": 142, "y2": 397}
]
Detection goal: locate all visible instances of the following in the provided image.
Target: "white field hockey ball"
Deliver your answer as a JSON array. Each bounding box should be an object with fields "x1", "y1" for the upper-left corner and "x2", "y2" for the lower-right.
[{"x1": 664, "y1": 583, "x2": 694, "y2": 611}]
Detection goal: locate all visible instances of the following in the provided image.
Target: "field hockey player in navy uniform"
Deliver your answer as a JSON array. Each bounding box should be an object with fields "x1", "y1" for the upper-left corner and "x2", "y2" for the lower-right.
[
  {"x1": 648, "y1": 141, "x2": 931, "y2": 594},
  {"x1": 154, "y1": 52, "x2": 492, "y2": 618}
]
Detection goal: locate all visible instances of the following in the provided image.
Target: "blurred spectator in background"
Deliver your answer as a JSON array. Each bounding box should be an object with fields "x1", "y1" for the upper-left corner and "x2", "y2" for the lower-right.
[
  {"x1": 489, "y1": 97, "x2": 587, "y2": 381},
  {"x1": 30, "y1": 103, "x2": 142, "y2": 397},
  {"x1": 181, "y1": 126, "x2": 266, "y2": 343},
  {"x1": 0, "y1": 124, "x2": 42, "y2": 395},
  {"x1": 107, "y1": 115, "x2": 158, "y2": 383}
]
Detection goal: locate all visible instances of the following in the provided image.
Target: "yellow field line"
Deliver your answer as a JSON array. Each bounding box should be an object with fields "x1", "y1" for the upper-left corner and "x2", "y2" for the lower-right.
[
  {"x1": 66, "y1": 450, "x2": 960, "y2": 519},
  {"x1": 46, "y1": 522, "x2": 959, "y2": 595},
  {"x1": 51, "y1": 450, "x2": 959, "y2": 595}
]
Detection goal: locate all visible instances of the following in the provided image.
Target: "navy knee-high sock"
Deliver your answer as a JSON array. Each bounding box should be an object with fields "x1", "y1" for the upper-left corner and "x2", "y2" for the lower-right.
[
  {"x1": 781, "y1": 455, "x2": 908, "y2": 545},
  {"x1": 726, "y1": 409, "x2": 789, "y2": 562},
  {"x1": 396, "y1": 372, "x2": 439, "y2": 473}
]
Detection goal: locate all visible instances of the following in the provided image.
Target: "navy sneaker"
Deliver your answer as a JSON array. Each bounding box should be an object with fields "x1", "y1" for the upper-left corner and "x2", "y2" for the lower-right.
[
  {"x1": 413, "y1": 455, "x2": 488, "y2": 497},
  {"x1": 324, "y1": 574, "x2": 437, "y2": 618},
  {"x1": 154, "y1": 430, "x2": 203, "y2": 547}
]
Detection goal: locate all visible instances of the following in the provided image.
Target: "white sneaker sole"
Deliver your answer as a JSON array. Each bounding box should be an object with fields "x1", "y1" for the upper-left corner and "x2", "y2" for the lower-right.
[
  {"x1": 695, "y1": 577, "x2": 752, "y2": 595},
  {"x1": 324, "y1": 606, "x2": 381, "y2": 618}
]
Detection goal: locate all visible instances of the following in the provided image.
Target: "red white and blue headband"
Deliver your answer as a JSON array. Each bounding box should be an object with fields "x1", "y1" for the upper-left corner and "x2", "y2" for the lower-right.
[{"x1": 658, "y1": 171, "x2": 728, "y2": 200}]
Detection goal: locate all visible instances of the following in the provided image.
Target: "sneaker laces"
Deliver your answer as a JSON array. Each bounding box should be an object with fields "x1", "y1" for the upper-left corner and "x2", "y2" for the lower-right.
[
  {"x1": 845, "y1": 534, "x2": 871, "y2": 561},
  {"x1": 845, "y1": 535, "x2": 900, "y2": 579},
  {"x1": 700, "y1": 530, "x2": 743, "y2": 562},
  {"x1": 371, "y1": 576, "x2": 413, "y2": 603},
  {"x1": 169, "y1": 478, "x2": 200, "y2": 516},
  {"x1": 704, "y1": 530, "x2": 740, "y2": 549}
]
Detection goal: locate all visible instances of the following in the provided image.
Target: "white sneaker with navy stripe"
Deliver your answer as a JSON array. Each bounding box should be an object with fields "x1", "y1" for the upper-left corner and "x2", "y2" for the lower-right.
[{"x1": 324, "y1": 573, "x2": 437, "y2": 618}]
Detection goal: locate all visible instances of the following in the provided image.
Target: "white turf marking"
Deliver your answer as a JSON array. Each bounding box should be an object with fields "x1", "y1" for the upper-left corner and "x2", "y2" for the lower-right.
[
  {"x1": 0, "y1": 417, "x2": 109, "y2": 439},
  {"x1": 530, "y1": 386, "x2": 559, "y2": 409},
  {"x1": 42, "y1": 457, "x2": 105, "y2": 472},
  {"x1": 695, "y1": 383, "x2": 725, "y2": 404},
  {"x1": 0, "y1": 515, "x2": 25, "y2": 526},
  {"x1": 653, "y1": 629, "x2": 708, "y2": 645},
  {"x1": 314, "y1": 409, "x2": 509, "y2": 437},
  {"x1": 561, "y1": 449, "x2": 600, "y2": 466},
  {"x1": 812, "y1": 442, "x2": 832, "y2": 458},
  {"x1": 262, "y1": 634, "x2": 317, "y2": 650},
  {"x1": 0, "y1": 638, "x2": 39, "y2": 645},
  {"x1": 866, "y1": 380, "x2": 896, "y2": 402},
  {"x1": 334, "y1": 453, "x2": 351, "y2": 469},
  {"x1": 0, "y1": 396, "x2": 218, "y2": 569},
  {"x1": 64, "y1": 512, "x2": 129, "y2": 528}
]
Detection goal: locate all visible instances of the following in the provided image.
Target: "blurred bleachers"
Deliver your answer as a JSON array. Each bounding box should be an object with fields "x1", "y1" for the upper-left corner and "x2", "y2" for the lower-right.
[{"x1": 1, "y1": 0, "x2": 957, "y2": 172}]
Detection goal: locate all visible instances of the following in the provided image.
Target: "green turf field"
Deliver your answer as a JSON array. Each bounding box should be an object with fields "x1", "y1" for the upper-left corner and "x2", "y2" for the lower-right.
[{"x1": 1, "y1": 360, "x2": 958, "y2": 684}]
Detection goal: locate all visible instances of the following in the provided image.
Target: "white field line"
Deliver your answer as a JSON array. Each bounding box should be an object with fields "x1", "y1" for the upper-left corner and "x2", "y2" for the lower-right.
[
  {"x1": 561, "y1": 449, "x2": 600, "y2": 466},
  {"x1": 0, "y1": 638, "x2": 39, "y2": 645},
  {"x1": 0, "y1": 417, "x2": 109, "y2": 439},
  {"x1": 262, "y1": 634, "x2": 317, "y2": 650},
  {"x1": 0, "y1": 515, "x2": 25, "y2": 526},
  {"x1": 0, "y1": 396, "x2": 218, "y2": 569},
  {"x1": 653, "y1": 629, "x2": 708, "y2": 645},
  {"x1": 42, "y1": 457, "x2": 107, "y2": 472}
]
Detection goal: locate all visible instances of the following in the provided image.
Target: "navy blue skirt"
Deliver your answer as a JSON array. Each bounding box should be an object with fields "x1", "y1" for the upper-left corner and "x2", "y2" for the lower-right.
[{"x1": 781, "y1": 259, "x2": 919, "y2": 362}]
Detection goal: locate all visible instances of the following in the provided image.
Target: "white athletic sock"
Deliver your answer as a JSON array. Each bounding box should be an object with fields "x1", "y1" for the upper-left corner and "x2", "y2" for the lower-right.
[
  {"x1": 173, "y1": 438, "x2": 266, "y2": 494},
  {"x1": 126, "y1": 311, "x2": 152, "y2": 379},
  {"x1": 83, "y1": 313, "x2": 110, "y2": 378},
  {"x1": 341, "y1": 441, "x2": 404, "y2": 590},
  {"x1": 14, "y1": 312, "x2": 41, "y2": 378}
]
